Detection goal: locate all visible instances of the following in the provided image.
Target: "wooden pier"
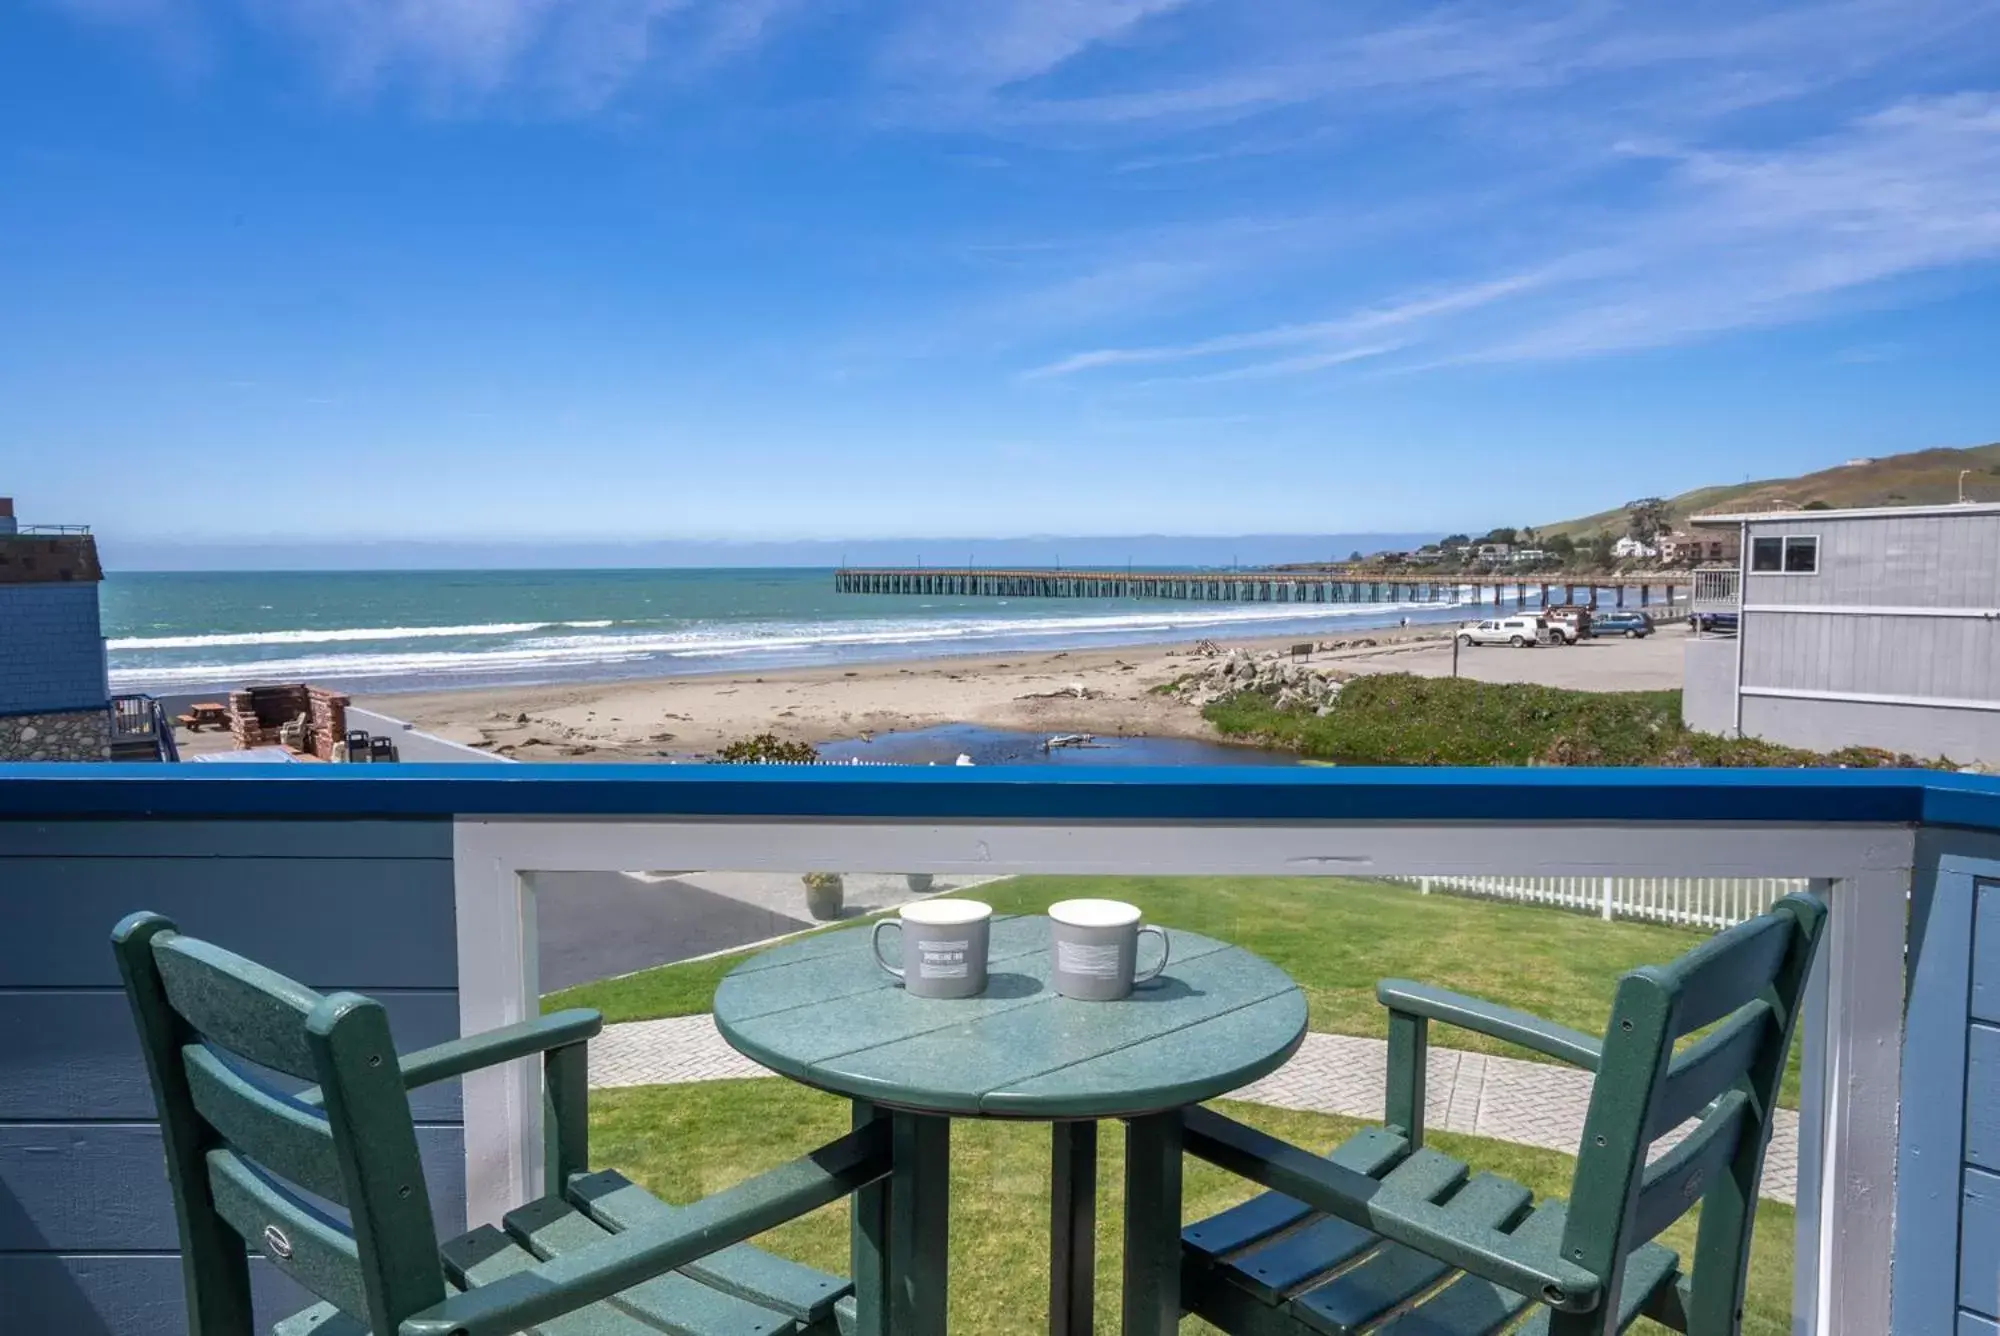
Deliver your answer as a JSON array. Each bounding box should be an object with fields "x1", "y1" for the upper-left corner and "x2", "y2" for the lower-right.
[{"x1": 834, "y1": 568, "x2": 1681, "y2": 609}]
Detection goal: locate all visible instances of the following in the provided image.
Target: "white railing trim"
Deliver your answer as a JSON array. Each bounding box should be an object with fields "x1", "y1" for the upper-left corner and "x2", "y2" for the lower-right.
[{"x1": 451, "y1": 817, "x2": 1915, "y2": 1336}]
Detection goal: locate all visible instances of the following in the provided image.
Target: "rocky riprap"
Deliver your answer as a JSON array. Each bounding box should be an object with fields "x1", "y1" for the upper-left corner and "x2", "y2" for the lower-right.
[
  {"x1": 1169, "y1": 649, "x2": 1347, "y2": 713},
  {"x1": 0, "y1": 709, "x2": 113, "y2": 762}
]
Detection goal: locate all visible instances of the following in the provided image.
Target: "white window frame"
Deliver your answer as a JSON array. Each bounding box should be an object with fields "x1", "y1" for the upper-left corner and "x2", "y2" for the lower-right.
[
  {"x1": 1782, "y1": 533, "x2": 1820, "y2": 575},
  {"x1": 1749, "y1": 533, "x2": 1820, "y2": 576}
]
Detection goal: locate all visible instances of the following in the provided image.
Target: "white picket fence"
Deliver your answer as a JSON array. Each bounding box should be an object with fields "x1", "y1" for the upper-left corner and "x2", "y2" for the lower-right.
[{"x1": 1392, "y1": 874, "x2": 1807, "y2": 931}]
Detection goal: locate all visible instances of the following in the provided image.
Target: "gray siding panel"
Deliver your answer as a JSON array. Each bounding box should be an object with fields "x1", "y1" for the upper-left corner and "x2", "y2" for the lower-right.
[
  {"x1": 4, "y1": 1253, "x2": 327, "y2": 1336},
  {"x1": 0, "y1": 816, "x2": 461, "y2": 1336},
  {"x1": 1739, "y1": 696, "x2": 2000, "y2": 768},
  {"x1": 1680, "y1": 637, "x2": 1735, "y2": 735},
  {"x1": 0, "y1": 856, "x2": 455, "y2": 988},
  {"x1": 0, "y1": 1123, "x2": 464, "y2": 1252},
  {"x1": 1742, "y1": 612, "x2": 2000, "y2": 701},
  {"x1": 1744, "y1": 512, "x2": 2000, "y2": 607},
  {"x1": 1962, "y1": 1313, "x2": 2000, "y2": 1336},
  {"x1": 1966, "y1": 1168, "x2": 2000, "y2": 1320},
  {"x1": 1900, "y1": 845, "x2": 1992, "y2": 1336},
  {"x1": 0, "y1": 819, "x2": 451, "y2": 859},
  {"x1": 0, "y1": 989, "x2": 462, "y2": 1122},
  {"x1": 1978, "y1": 883, "x2": 1999, "y2": 1026},
  {"x1": 1972, "y1": 1024, "x2": 2000, "y2": 1174}
]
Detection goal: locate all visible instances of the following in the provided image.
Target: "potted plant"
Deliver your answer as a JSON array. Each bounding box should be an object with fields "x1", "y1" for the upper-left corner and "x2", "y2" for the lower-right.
[
  {"x1": 802, "y1": 871, "x2": 845, "y2": 921},
  {"x1": 905, "y1": 872, "x2": 935, "y2": 895}
]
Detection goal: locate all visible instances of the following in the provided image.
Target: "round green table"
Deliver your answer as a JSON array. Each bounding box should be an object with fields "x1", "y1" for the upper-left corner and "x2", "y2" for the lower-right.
[{"x1": 714, "y1": 913, "x2": 1307, "y2": 1336}]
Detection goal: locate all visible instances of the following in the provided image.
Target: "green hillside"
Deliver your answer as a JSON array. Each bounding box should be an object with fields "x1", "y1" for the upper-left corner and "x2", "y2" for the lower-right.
[{"x1": 1538, "y1": 442, "x2": 2000, "y2": 541}]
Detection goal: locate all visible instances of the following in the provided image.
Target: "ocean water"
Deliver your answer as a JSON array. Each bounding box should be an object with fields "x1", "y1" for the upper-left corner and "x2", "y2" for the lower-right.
[{"x1": 100, "y1": 568, "x2": 1487, "y2": 696}]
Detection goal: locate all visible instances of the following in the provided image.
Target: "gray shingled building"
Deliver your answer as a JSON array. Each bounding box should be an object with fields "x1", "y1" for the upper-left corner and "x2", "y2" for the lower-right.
[{"x1": 1682, "y1": 501, "x2": 2000, "y2": 766}]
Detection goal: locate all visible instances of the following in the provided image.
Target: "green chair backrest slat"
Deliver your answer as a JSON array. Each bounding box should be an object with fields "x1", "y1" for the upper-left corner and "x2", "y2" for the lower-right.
[
  {"x1": 1645, "y1": 1001, "x2": 1775, "y2": 1141},
  {"x1": 153, "y1": 934, "x2": 323, "y2": 1079},
  {"x1": 1557, "y1": 893, "x2": 1825, "y2": 1336},
  {"x1": 183, "y1": 1044, "x2": 347, "y2": 1205},
  {"x1": 1658, "y1": 913, "x2": 1794, "y2": 1038},
  {"x1": 208, "y1": 1149, "x2": 371, "y2": 1318},
  {"x1": 111, "y1": 911, "x2": 450, "y2": 1336},
  {"x1": 1629, "y1": 1094, "x2": 1751, "y2": 1246}
]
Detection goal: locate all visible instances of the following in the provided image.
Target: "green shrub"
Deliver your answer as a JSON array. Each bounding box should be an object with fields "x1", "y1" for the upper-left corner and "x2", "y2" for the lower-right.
[
  {"x1": 715, "y1": 732, "x2": 819, "y2": 764},
  {"x1": 1206, "y1": 674, "x2": 1940, "y2": 768}
]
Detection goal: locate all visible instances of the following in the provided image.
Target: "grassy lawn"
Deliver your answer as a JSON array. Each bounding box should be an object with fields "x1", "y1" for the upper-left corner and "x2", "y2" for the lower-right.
[
  {"x1": 592, "y1": 1079, "x2": 1796, "y2": 1336},
  {"x1": 546, "y1": 875, "x2": 1801, "y2": 1103},
  {"x1": 547, "y1": 874, "x2": 1694, "y2": 1043}
]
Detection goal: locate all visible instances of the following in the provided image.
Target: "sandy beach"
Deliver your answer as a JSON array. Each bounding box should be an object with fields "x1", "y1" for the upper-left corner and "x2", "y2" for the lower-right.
[{"x1": 368, "y1": 622, "x2": 1695, "y2": 762}]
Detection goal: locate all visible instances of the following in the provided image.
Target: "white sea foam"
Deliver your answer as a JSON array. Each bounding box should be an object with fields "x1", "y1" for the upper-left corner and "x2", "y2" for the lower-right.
[
  {"x1": 107, "y1": 598, "x2": 1468, "y2": 691},
  {"x1": 108, "y1": 620, "x2": 616, "y2": 650}
]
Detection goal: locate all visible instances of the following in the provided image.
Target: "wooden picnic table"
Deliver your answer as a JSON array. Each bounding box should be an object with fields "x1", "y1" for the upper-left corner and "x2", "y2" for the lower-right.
[
  {"x1": 177, "y1": 701, "x2": 229, "y2": 732},
  {"x1": 713, "y1": 914, "x2": 1307, "y2": 1335}
]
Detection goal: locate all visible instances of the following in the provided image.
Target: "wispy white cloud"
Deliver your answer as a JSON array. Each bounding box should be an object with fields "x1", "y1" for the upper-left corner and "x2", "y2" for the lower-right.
[
  {"x1": 1468, "y1": 93, "x2": 2000, "y2": 362},
  {"x1": 59, "y1": 0, "x2": 796, "y2": 110},
  {"x1": 1025, "y1": 89, "x2": 2000, "y2": 380},
  {"x1": 48, "y1": 0, "x2": 2000, "y2": 379},
  {"x1": 259, "y1": 0, "x2": 727, "y2": 108},
  {"x1": 980, "y1": 0, "x2": 1993, "y2": 133},
  {"x1": 880, "y1": 0, "x2": 1198, "y2": 95},
  {"x1": 1029, "y1": 273, "x2": 1551, "y2": 378}
]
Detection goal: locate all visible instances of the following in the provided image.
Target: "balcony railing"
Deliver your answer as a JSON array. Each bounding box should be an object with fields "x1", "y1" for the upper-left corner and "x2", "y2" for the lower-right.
[
  {"x1": 1691, "y1": 565, "x2": 1742, "y2": 611},
  {"x1": 2, "y1": 764, "x2": 1997, "y2": 1336},
  {"x1": 108, "y1": 693, "x2": 179, "y2": 761}
]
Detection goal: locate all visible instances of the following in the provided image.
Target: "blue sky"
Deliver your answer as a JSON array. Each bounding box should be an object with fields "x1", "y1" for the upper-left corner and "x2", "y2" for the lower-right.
[{"x1": 4, "y1": 0, "x2": 1999, "y2": 548}]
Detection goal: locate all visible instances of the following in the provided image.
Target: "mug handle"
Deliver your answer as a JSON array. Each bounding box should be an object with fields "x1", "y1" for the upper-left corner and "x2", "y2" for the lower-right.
[
  {"x1": 872, "y1": 920, "x2": 904, "y2": 979},
  {"x1": 1134, "y1": 925, "x2": 1170, "y2": 984}
]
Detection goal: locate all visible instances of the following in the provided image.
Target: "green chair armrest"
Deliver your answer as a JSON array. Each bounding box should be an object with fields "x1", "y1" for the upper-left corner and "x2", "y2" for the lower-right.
[
  {"x1": 295, "y1": 1010, "x2": 603, "y2": 1109},
  {"x1": 399, "y1": 1009, "x2": 604, "y2": 1090},
  {"x1": 1376, "y1": 980, "x2": 1601, "y2": 1071},
  {"x1": 398, "y1": 1118, "x2": 893, "y2": 1336},
  {"x1": 1182, "y1": 1106, "x2": 1603, "y2": 1314}
]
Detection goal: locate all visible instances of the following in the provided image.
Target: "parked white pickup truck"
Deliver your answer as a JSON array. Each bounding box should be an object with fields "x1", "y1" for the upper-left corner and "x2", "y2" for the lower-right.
[{"x1": 1456, "y1": 615, "x2": 1546, "y2": 648}]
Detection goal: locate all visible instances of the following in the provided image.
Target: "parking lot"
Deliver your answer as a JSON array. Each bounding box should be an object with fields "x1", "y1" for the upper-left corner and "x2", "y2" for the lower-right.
[{"x1": 1325, "y1": 620, "x2": 1697, "y2": 693}]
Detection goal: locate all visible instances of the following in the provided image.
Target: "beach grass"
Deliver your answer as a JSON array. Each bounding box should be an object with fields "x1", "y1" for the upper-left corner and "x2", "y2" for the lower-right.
[{"x1": 589, "y1": 1079, "x2": 1797, "y2": 1335}]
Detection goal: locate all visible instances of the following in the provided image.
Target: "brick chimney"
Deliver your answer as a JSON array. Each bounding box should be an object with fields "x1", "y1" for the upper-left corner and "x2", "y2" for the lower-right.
[{"x1": 0, "y1": 498, "x2": 15, "y2": 536}]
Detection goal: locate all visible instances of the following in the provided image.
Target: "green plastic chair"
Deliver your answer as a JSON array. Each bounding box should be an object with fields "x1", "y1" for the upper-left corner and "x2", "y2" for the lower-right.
[
  {"x1": 1179, "y1": 892, "x2": 1826, "y2": 1335},
  {"x1": 112, "y1": 912, "x2": 890, "y2": 1336}
]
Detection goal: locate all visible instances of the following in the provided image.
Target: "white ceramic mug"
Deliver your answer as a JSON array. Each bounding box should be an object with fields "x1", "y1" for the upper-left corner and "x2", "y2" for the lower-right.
[
  {"x1": 872, "y1": 900, "x2": 992, "y2": 999},
  {"x1": 1047, "y1": 899, "x2": 1169, "y2": 1001}
]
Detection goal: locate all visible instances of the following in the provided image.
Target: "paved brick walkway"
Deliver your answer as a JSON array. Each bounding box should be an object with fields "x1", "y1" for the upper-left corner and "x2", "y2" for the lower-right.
[{"x1": 589, "y1": 1016, "x2": 1799, "y2": 1204}]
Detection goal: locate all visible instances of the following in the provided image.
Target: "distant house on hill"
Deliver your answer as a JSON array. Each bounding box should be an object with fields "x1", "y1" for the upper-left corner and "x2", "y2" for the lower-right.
[
  {"x1": 1659, "y1": 529, "x2": 1739, "y2": 565},
  {"x1": 1612, "y1": 536, "x2": 1658, "y2": 559}
]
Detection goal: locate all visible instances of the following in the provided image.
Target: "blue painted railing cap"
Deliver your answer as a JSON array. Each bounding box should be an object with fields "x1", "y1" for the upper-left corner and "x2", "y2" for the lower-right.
[{"x1": 1, "y1": 762, "x2": 1995, "y2": 829}]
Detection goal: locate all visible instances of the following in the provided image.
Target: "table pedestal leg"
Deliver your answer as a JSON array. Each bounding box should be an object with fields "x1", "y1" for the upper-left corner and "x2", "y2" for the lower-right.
[
  {"x1": 889, "y1": 1111, "x2": 950, "y2": 1335},
  {"x1": 1050, "y1": 1121, "x2": 1097, "y2": 1335},
  {"x1": 1122, "y1": 1112, "x2": 1184, "y2": 1336},
  {"x1": 850, "y1": 1101, "x2": 892, "y2": 1336}
]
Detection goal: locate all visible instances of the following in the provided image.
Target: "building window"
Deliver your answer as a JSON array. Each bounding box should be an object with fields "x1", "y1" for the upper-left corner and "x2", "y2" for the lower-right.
[{"x1": 1750, "y1": 534, "x2": 1819, "y2": 574}]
